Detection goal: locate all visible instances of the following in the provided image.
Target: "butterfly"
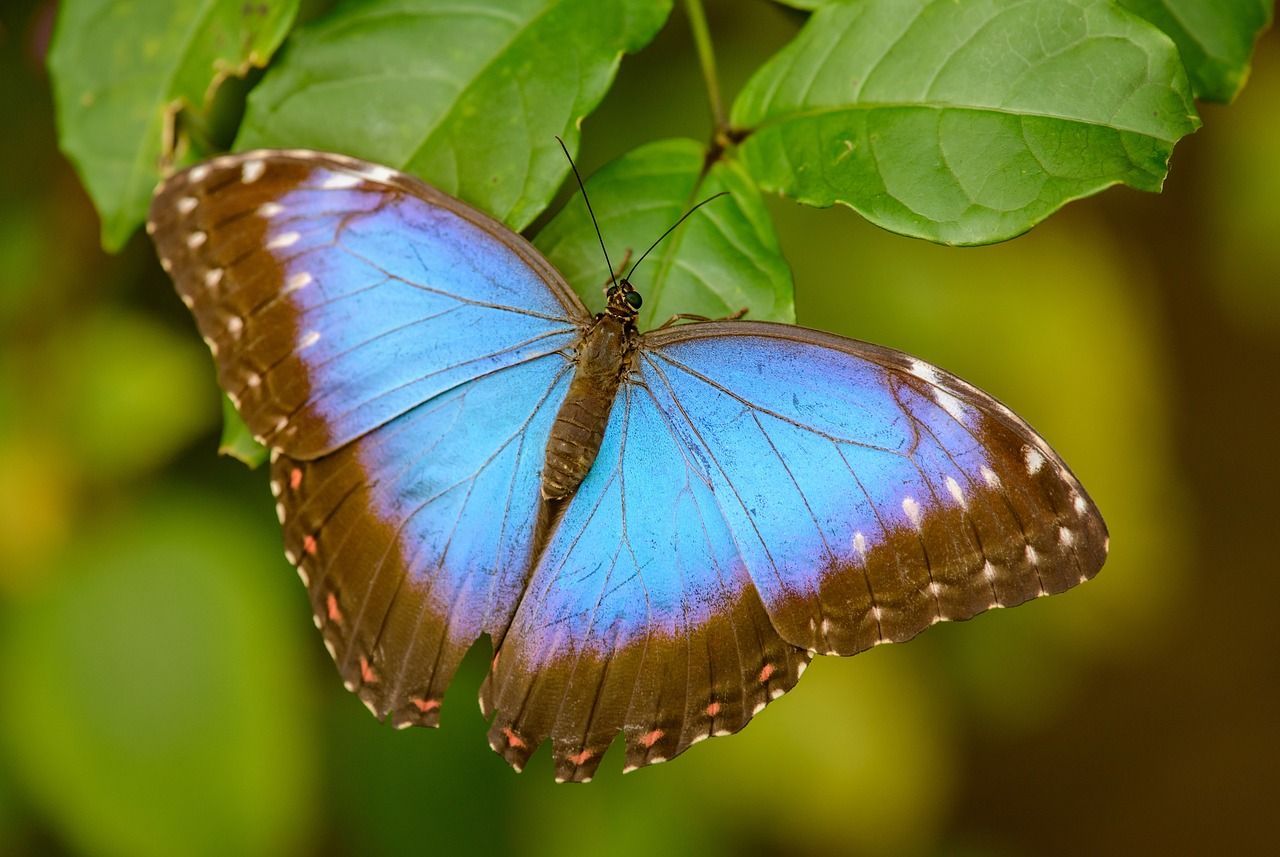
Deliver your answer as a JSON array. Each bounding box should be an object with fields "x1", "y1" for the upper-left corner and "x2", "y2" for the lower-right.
[{"x1": 148, "y1": 148, "x2": 1108, "y2": 783}]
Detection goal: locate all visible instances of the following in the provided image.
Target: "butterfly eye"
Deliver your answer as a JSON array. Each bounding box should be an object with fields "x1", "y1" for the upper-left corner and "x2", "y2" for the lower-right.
[{"x1": 625, "y1": 291, "x2": 643, "y2": 310}]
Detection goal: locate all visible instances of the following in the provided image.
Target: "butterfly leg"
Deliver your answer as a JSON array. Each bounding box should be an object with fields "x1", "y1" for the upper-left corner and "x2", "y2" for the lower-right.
[{"x1": 654, "y1": 307, "x2": 749, "y2": 330}]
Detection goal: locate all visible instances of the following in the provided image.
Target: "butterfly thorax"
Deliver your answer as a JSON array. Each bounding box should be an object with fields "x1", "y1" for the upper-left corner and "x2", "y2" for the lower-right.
[{"x1": 541, "y1": 313, "x2": 636, "y2": 500}]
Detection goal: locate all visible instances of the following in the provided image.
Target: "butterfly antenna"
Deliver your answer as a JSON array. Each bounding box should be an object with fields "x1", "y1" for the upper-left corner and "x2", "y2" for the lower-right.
[
  {"x1": 555, "y1": 136, "x2": 618, "y2": 290},
  {"x1": 626, "y1": 192, "x2": 729, "y2": 282}
]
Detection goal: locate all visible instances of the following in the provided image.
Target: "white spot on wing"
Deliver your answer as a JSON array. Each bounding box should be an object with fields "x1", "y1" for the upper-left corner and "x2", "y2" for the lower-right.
[
  {"x1": 226, "y1": 315, "x2": 243, "y2": 336},
  {"x1": 908, "y1": 358, "x2": 940, "y2": 385},
  {"x1": 205, "y1": 268, "x2": 223, "y2": 288},
  {"x1": 267, "y1": 231, "x2": 300, "y2": 249},
  {"x1": 1073, "y1": 493, "x2": 1088, "y2": 515},
  {"x1": 935, "y1": 389, "x2": 968, "y2": 424},
  {"x1": 751, "y1": 702, "x2": 766, "y2": 715},
  {"x1": 362, "y1": 165, "x2": 396, "y2": 184},
  {"x1": 298, "y1": 330, "x2": 320, "y2": 350},
  {"x1": 177, "y1": 195, "x2": 197, "y2": 214},
  {"x1": 189, "y1": 164, "x2": 210, "y2": 183},
  {"x1": 1058, "y1": 526, "x2": 1075, "y2": 547},
  {"x1": 902, "y1": 496, "x2": 922, "y2": 529},
  {"x1": 981, "y1": 466, "x2": 1001, "y2": 488},
  {"x1": 321, "y1": 172, "x2": 362, "y2": 190},
  {"x1": 241, "y1": 159, "x2": 265, "y2": 183},
  {"x1": 908, "y1": 359, "x2": 967, "y2": 423},
  {"x1": 853, "y1": 531, "x2": 867, "y2": 559},
  {"x1": 283, "y1": 271, "x2": 312, "y2": 294},
  {"x1": 1025, "y1": 545, "x2": 1039, "y2": 565},
  {"x1": 945, "y1": 475, "x2": 966, "y2": 507},
  {"x1": 258, "y1": 202, "x2": 284, "y2": 218},
  {"x1": 1024, "y1": 446, "x2": 1045, "y2": 474},
  {"x1": 983, "y1": 561, "x2": 996, "y2": 581}
]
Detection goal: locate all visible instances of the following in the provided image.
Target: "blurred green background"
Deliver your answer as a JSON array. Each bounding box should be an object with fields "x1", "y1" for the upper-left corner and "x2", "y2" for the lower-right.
[{"x1": 2, "y1": 2, "x2": 1278, "y2": 855}]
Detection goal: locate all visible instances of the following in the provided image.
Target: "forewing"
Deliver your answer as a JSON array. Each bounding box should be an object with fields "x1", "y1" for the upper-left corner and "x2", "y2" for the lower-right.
[
  {"x1": 639, "y1": 321, "x2": 1109, "y2": 656},
  {"x1": 149, "y1": 150, "x2": 587, "y2": 722},
  {"x1": 148, "y1": 149, "x2": 587, "y2": 458}
]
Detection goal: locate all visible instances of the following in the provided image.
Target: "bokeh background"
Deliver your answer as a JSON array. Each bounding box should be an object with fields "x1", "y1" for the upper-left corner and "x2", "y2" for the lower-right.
[{"x1": 2, "y1": 2, "x2": 1277, "y2": 855}]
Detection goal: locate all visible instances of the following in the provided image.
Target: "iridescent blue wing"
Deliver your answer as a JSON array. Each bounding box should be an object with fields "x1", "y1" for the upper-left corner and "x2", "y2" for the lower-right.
[
  {"x1": 484, "y1": 321, "x2": 1106, "y2": 780},
  {"x1": 149, "y1": 150, "x2": 587, "y2": 722}
]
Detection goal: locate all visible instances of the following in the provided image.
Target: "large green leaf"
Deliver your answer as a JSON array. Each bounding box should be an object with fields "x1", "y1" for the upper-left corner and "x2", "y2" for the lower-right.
[
  {"x1": 238, "y1": 0, "x2": 673, "y2": 230},
  {"x1": 48, "y1": 0, "x2": 299, "y2": 251},
  {"x1": 535, "y1": 139, "x2": 794, "y2": 329},
  {"x1": 1118, "y1": 0, "x2": 1274, "y2": 102},
  {"x1": 0, "y1": 494, "x2": 317, "y2": 857},
  {"x1": 732, "y1": 0, "x2": 1201, "y2": 245}
]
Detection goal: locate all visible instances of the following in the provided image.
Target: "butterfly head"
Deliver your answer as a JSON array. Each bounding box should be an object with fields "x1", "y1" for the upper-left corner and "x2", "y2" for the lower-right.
[{"x1": 605, "y1": 280, "x2": 643, "y2": 321}]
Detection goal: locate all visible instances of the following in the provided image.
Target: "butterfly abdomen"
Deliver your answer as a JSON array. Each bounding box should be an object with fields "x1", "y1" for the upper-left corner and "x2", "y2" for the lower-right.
[{"x1": 542, "y1": 316, "x2": 632, "y2": 500}]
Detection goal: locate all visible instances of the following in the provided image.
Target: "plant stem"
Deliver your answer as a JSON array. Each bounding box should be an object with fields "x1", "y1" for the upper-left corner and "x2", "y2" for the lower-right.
[{"x1": 684, "y1": 0, "x2": 726, "y2": 133}]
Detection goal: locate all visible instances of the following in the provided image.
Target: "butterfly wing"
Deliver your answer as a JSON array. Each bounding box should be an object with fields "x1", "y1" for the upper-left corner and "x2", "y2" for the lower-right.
[
  {"x1": 483, "y1": 379, "x2": 812, "y2": 782},
  {"x1": 484, "y1": 320, "x2": 1106, "y2": 779},
  {"x1": 149, "y1": 150, "x2": 588, "y2": 721},
  {"x1": 642, "y1": 322, "x2": 1108, "y2": 654}
]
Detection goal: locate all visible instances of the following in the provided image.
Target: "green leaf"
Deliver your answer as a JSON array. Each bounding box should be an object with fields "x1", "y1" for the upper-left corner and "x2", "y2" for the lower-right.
[
  {"x1": 48, "y1": 0, "x2": 299, "y2": 251},
  {"x1": 219, "y1": 396, "x2": 268, "y2": 468},
  {"x1": 731, "y1": 0, "x2": 1201, "y2": 246},
  {"x1": 238, "y1": 0, "x2": 674, "y2": 230},
  {"x1": 535, "y1": 139, "x2": 794, "y2": 329},
  {"x1": 0, "y1": 493, "x2": 317, "y2": 857},
  {"x1": 1117, "y1": 0, "x2": 1274, "y2": 102}
]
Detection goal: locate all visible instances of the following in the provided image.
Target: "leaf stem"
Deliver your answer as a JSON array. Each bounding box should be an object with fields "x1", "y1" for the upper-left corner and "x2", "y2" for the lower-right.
[{"x1": 684, "y1": 0, "x2": 726, "y2": 134}]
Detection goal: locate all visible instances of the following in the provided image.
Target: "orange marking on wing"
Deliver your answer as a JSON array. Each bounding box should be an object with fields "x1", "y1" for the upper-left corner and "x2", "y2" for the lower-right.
[
  {"x1": 705, "y1": 701, "x2": 721, "y2": 717},
  {"x1": 568, "y1": 748, "x2": 594, "y2": 766},
  {"x1": 326, "y1": 592, "x2": 343, "y2": 624},
  {"x1": 639, "y1": 729, "x2": 664, "y2": 749},
  {"x1": 411, "y1": 697, "x2": 440, "y2": 713},
  {"x1": 303, "y1": 534, "x2": 318, "y2": 555},
  {"x1": 758, "y1": 663, "x2": 775, "y2": 683},
  {"x1": 359, "y1": 656, "x2": 378, "y2": 684},
  {"x1": 289, "y1": 467, "x2": 303, "y2": 490},
  {"x1": 501, "y1": 727, "x2": 526, "y2": 749}
]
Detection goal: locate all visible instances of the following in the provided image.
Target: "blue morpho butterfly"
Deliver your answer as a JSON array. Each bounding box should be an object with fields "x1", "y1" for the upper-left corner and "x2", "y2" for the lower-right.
[{"x1": 148, "y1": 147, "x2": 1107, "y2": 783}]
